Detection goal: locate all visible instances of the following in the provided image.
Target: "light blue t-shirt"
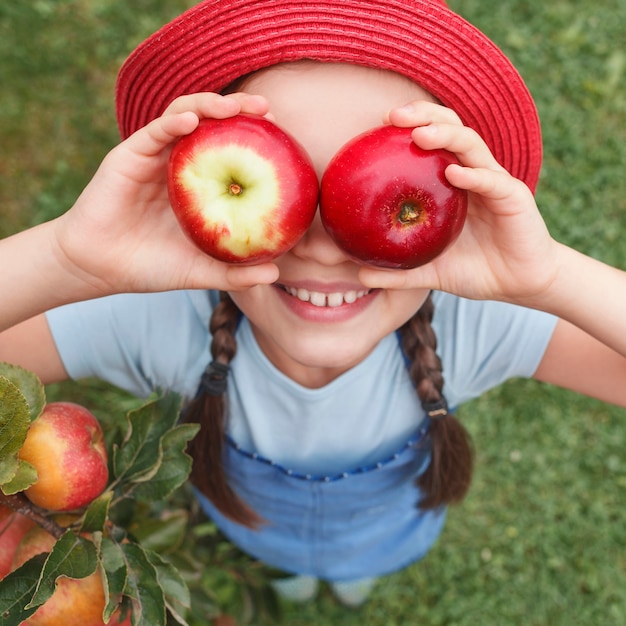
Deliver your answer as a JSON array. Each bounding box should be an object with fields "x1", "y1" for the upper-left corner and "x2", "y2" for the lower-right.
[
  {"x1": 46, "y1": 290, "x2": 557, "y2": 479},
  {"x1": 46, "y1": 290, "x2": 557, "y2": 579}
]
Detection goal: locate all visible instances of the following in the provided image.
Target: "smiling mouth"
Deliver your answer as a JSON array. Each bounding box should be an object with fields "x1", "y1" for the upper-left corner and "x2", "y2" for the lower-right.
[{"x1": 280, "y1": 285, "x2": 372, "y2": 308}]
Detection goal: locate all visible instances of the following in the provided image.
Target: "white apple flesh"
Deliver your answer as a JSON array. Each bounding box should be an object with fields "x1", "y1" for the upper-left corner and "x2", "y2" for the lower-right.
[{"x1": 168, "y1": 114, "x2": 319, "y2": 264}]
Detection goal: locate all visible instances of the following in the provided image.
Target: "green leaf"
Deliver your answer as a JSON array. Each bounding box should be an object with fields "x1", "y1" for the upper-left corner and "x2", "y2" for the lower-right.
[
  {"x1": 130, "y1": 509, "x2": 189, "y2": 553},
  {"x1": 27, "y1": 530, "x2": 98, "y2": 609},
  {"x1": 0, "y1": 363, "x2": 45, "y2": 422},
  {"x1": 121, "y1": 542, "x2": 167, "y2": 626},
  {"x1": 81, "y1": 490, "x2": 113, "y2": 534},
  {"x1": 99, "y1": 537, "x2": 128, "y2": 623},
  {"x1": 0, "y1": 376, "x2": 32, "y2": 488},
  {"x1": 0, "y1": 553, "x2": 47, "y2": 626},
  {"x1": 145, "y1": 549, "x2": 190, "y2": 626},
  {"x1": 112, "y1": 394, "x2": 182, "y2": 483},
  {"x1": 131, "y1": 424, "x2": 199, "y2": 502},
  {"x1": 0, "y1": 458, "x2": 37, "y2": 495}
]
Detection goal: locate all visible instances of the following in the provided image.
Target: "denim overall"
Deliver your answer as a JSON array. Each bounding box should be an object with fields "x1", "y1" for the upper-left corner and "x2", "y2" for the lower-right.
[{"x1": 195, "y1": 419, "x2": 448, "y2": 581}]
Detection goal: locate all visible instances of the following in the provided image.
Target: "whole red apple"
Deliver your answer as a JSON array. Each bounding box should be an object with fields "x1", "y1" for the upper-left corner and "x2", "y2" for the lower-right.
[
  {"x1": 320, "y1": 125, "x2": 467, "y2": 269},
  {"x1": 167, "y1": 114, "x2": 319, "y2": 264},
  {"x1": 18, "y1": 402, "x2": 108, "y2": 511},
  {"x1": 0, "y1": 504, "x2": 35, "y2": 579},
  {"x1": 11, "y1": 526, "x2": 129, "y2": 626}
]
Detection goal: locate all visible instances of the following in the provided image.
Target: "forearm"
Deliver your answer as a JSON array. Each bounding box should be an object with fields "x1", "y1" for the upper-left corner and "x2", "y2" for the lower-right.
[
  {"x1": 0, "y1": 221, "x2": 105, "y2": 331},
  {"x1": 528, "y1": 243, "x2": 626, "y2": 357}
]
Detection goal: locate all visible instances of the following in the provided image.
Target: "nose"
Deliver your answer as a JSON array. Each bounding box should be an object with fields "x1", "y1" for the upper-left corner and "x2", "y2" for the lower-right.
[{"x1": 290, "y1": 209, "x2": 353, "y2": 266}]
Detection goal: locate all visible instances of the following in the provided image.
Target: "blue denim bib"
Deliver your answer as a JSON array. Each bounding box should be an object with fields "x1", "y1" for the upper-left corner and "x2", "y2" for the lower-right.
[{"x1": 194, "y1": 420, "x2": 447, "y2": 581}]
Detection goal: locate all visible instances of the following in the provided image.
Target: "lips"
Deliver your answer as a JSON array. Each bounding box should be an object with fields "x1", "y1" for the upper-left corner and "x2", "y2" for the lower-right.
[{"x1": 282, "y1": 285, "x2": 371, "y2": 308}]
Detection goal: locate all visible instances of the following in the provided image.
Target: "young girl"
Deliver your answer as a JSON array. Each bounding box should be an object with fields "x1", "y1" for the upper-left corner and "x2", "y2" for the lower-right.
[{"x1": 1, "y1": 0, "x2": 625, "y2": 608}]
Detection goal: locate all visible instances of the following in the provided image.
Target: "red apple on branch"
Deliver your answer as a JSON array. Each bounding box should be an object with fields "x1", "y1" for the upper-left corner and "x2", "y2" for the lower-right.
[
  {"x1": 18, "y1": 402, "x2": 108, "y2": 512},
  {"x1": 320, "y1": 125, "x2": 468, "y2": 269},
  {"x1": 0, "y1": 505, "x2": 35, "y2": 579},
  {"x1": 167, "y1": 114, "x2": 319, "y2": 264}
]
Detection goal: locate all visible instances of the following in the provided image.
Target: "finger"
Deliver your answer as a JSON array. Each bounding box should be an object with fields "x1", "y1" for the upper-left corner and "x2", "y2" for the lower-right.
[
  {"x1": 162, "y1": 92, "x2": 270, "y2": 121},
  {"x1": 162, "y1": 92, "x2": 241, "y2": 118},
  {"x1": 222, "y1": 263, "x2": 280, "y2": 290},
  {"x1": 385, "y1": 100, "x2": 463, "y2": 127},
  {"x1": 119, "y1": 92, "x2": 272, "y2": 162},
  {"x1": 223, "y1": 92, "x2": 271, "y2": 116},
  {"x1": 178, "y1": 250, "x2": 280, "y2": 292},
  {"x1": 121, "y1": 111, "x2": 200, "y2": 159},
  {"x1": 445, "y1": 164, "x2": 533, "y2": 211},
  {"x1": 358, "y1": 264, "x2": 439, "y2": 290},
  {"x1": 411, "y1": 123, "x2": 506, "y2": 173}
]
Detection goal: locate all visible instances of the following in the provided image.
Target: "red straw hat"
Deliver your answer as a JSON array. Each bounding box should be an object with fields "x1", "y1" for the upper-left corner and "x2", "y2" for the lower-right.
[{"x1": 116, "y1": 0, "x2": 542, "y2": 191}]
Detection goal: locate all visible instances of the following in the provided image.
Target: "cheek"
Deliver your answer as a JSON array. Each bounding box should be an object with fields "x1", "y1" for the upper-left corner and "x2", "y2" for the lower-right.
[
  {"x1": 228, "y1": 287, "x2": 266, "y2": 319},
  {"x1": 377, "y1": 289, "x2": 431, "y2": 331},
  {"x1": 228, "y1": 285, "x2": 284, "y2": 333}
]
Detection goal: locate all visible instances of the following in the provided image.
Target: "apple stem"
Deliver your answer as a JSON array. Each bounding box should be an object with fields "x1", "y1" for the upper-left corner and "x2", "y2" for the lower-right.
[
  {"x1": 0, "y1": 491, "x2": 66, "y2": 539},
  {"x1": 228, "y1": 183, "x2": 243, "y2": 196}
]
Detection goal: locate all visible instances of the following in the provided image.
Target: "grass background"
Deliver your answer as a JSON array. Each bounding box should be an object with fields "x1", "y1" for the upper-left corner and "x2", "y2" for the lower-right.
[{"x1": 1, "y1": 1, "x2": 625, "y2": 624}]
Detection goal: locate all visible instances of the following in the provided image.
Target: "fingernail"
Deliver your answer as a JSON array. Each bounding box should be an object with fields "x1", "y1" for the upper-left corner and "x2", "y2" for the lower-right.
[
  {"x1": 397, "y1": 103, "x2": 414, "y2": 114},
  {"x1": 414, "y1": 124, "x2": 438, "y2": 135}
]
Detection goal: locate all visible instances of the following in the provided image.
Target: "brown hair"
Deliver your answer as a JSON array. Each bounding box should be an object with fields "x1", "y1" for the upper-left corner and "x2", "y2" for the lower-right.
[
  {"x1": 183, "y1": 291, "x2": 473, "y2": 527},
  {"x1": 184, "y1": 292, "x2": 262, "y2": 527},
  {"x1": 397, "y1": 293, "x2": 474, "y2": 508}
]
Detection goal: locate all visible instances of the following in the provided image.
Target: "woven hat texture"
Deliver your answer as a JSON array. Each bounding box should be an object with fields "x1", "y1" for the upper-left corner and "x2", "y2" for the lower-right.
[{"x1": 116, "y1": 0, "x2": 542, "y2": 190}]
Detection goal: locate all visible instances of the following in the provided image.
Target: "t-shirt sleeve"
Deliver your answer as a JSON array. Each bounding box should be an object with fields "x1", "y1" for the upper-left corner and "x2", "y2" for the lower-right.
[
  {"x1": 45, "y1": 291, "x2": 213, "y2": 399},
  {"x1": 432, "y1": 292, "x2": 559, "y2": 407}
]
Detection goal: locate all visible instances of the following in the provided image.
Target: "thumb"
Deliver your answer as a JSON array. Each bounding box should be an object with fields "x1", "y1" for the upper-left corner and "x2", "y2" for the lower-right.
[{"x1": 358, "y1": 263, "x2": 440, "y2": 291}]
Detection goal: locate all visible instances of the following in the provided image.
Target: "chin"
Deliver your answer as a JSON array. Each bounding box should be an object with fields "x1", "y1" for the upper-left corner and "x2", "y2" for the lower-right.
[{"x1": 272, "y1": 331, "x2": 382, "y2": 387}]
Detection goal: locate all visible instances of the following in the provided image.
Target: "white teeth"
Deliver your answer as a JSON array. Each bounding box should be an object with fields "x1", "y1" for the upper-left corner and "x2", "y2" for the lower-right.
[
  {"x1": 310, "y1": 291, "x2": 327, "y2": 307},
  {"x1": 327, "y1": 292, "x2": 344, "y2": 308},
  {"x1": 343, "y1": 290, "x2": 358, "y2": 304},
  {"x1": 284, "y1": 286, "x2": 370, "y2": 307}
]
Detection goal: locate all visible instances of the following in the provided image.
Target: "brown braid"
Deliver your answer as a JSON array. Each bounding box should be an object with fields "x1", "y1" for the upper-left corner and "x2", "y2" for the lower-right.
[
  {"x1": 183, "y1": 292, "x2": 262, "y2": 528},
  {"x1": 398, "y1": 293, "x2": 474, "y2": 509},
  {"x1": 185, "y1": 291, "x2": 471, "y2": 526}
]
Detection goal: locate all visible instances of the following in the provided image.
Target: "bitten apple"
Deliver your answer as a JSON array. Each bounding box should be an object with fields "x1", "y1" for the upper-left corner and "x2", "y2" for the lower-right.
[
  {"x1": 320, "y1": 125, "x2": 467, "y2": 269},
  {"x1": 167, "y1": 114, "x2": 319, "y2": 264},
  {"x1": 18, "y1": 402, "x2": 108, "y2": 511}
]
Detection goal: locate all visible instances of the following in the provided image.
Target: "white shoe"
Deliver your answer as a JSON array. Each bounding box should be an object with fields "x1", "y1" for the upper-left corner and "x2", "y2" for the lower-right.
[
  {"x1": 330, "y1": 577, "x2": 377, "y2": 607},
  {"x1": 271, "y1": 574, "x2": 319, "y2": 603}
]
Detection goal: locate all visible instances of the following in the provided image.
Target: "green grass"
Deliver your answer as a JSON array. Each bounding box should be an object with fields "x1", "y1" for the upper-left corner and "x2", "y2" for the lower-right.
[
  {"x1": 2, "y1": 1, "x2": 625, "y2": 624},
  {"x1": 278, "y1": 383, "x2": 625, "y2": 626}
]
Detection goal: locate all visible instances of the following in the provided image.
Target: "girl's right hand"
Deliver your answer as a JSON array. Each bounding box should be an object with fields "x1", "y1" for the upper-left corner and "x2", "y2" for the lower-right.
[{"x1": 52, "y1": 92, "x2": 279, "y2": 297}]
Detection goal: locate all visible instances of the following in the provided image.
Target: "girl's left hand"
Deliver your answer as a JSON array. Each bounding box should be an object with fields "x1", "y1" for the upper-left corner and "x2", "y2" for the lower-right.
[{"x1": 358, "y1": 101, "x2": 560, "y2": 309}]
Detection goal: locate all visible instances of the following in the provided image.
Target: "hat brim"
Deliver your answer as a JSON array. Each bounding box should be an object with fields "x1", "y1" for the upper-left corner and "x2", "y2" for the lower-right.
[{"x1": 116, "y1": 0, "x2": 542, "y2": 191}]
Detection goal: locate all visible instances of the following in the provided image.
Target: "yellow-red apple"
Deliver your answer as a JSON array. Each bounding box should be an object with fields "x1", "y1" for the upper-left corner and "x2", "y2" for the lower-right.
[
  {"x1": 18, "y1": 402, "x2": 108, "y2": 511},
  {"x1": 11, "y1": 526, "x2": 129, "y2": 626}
]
